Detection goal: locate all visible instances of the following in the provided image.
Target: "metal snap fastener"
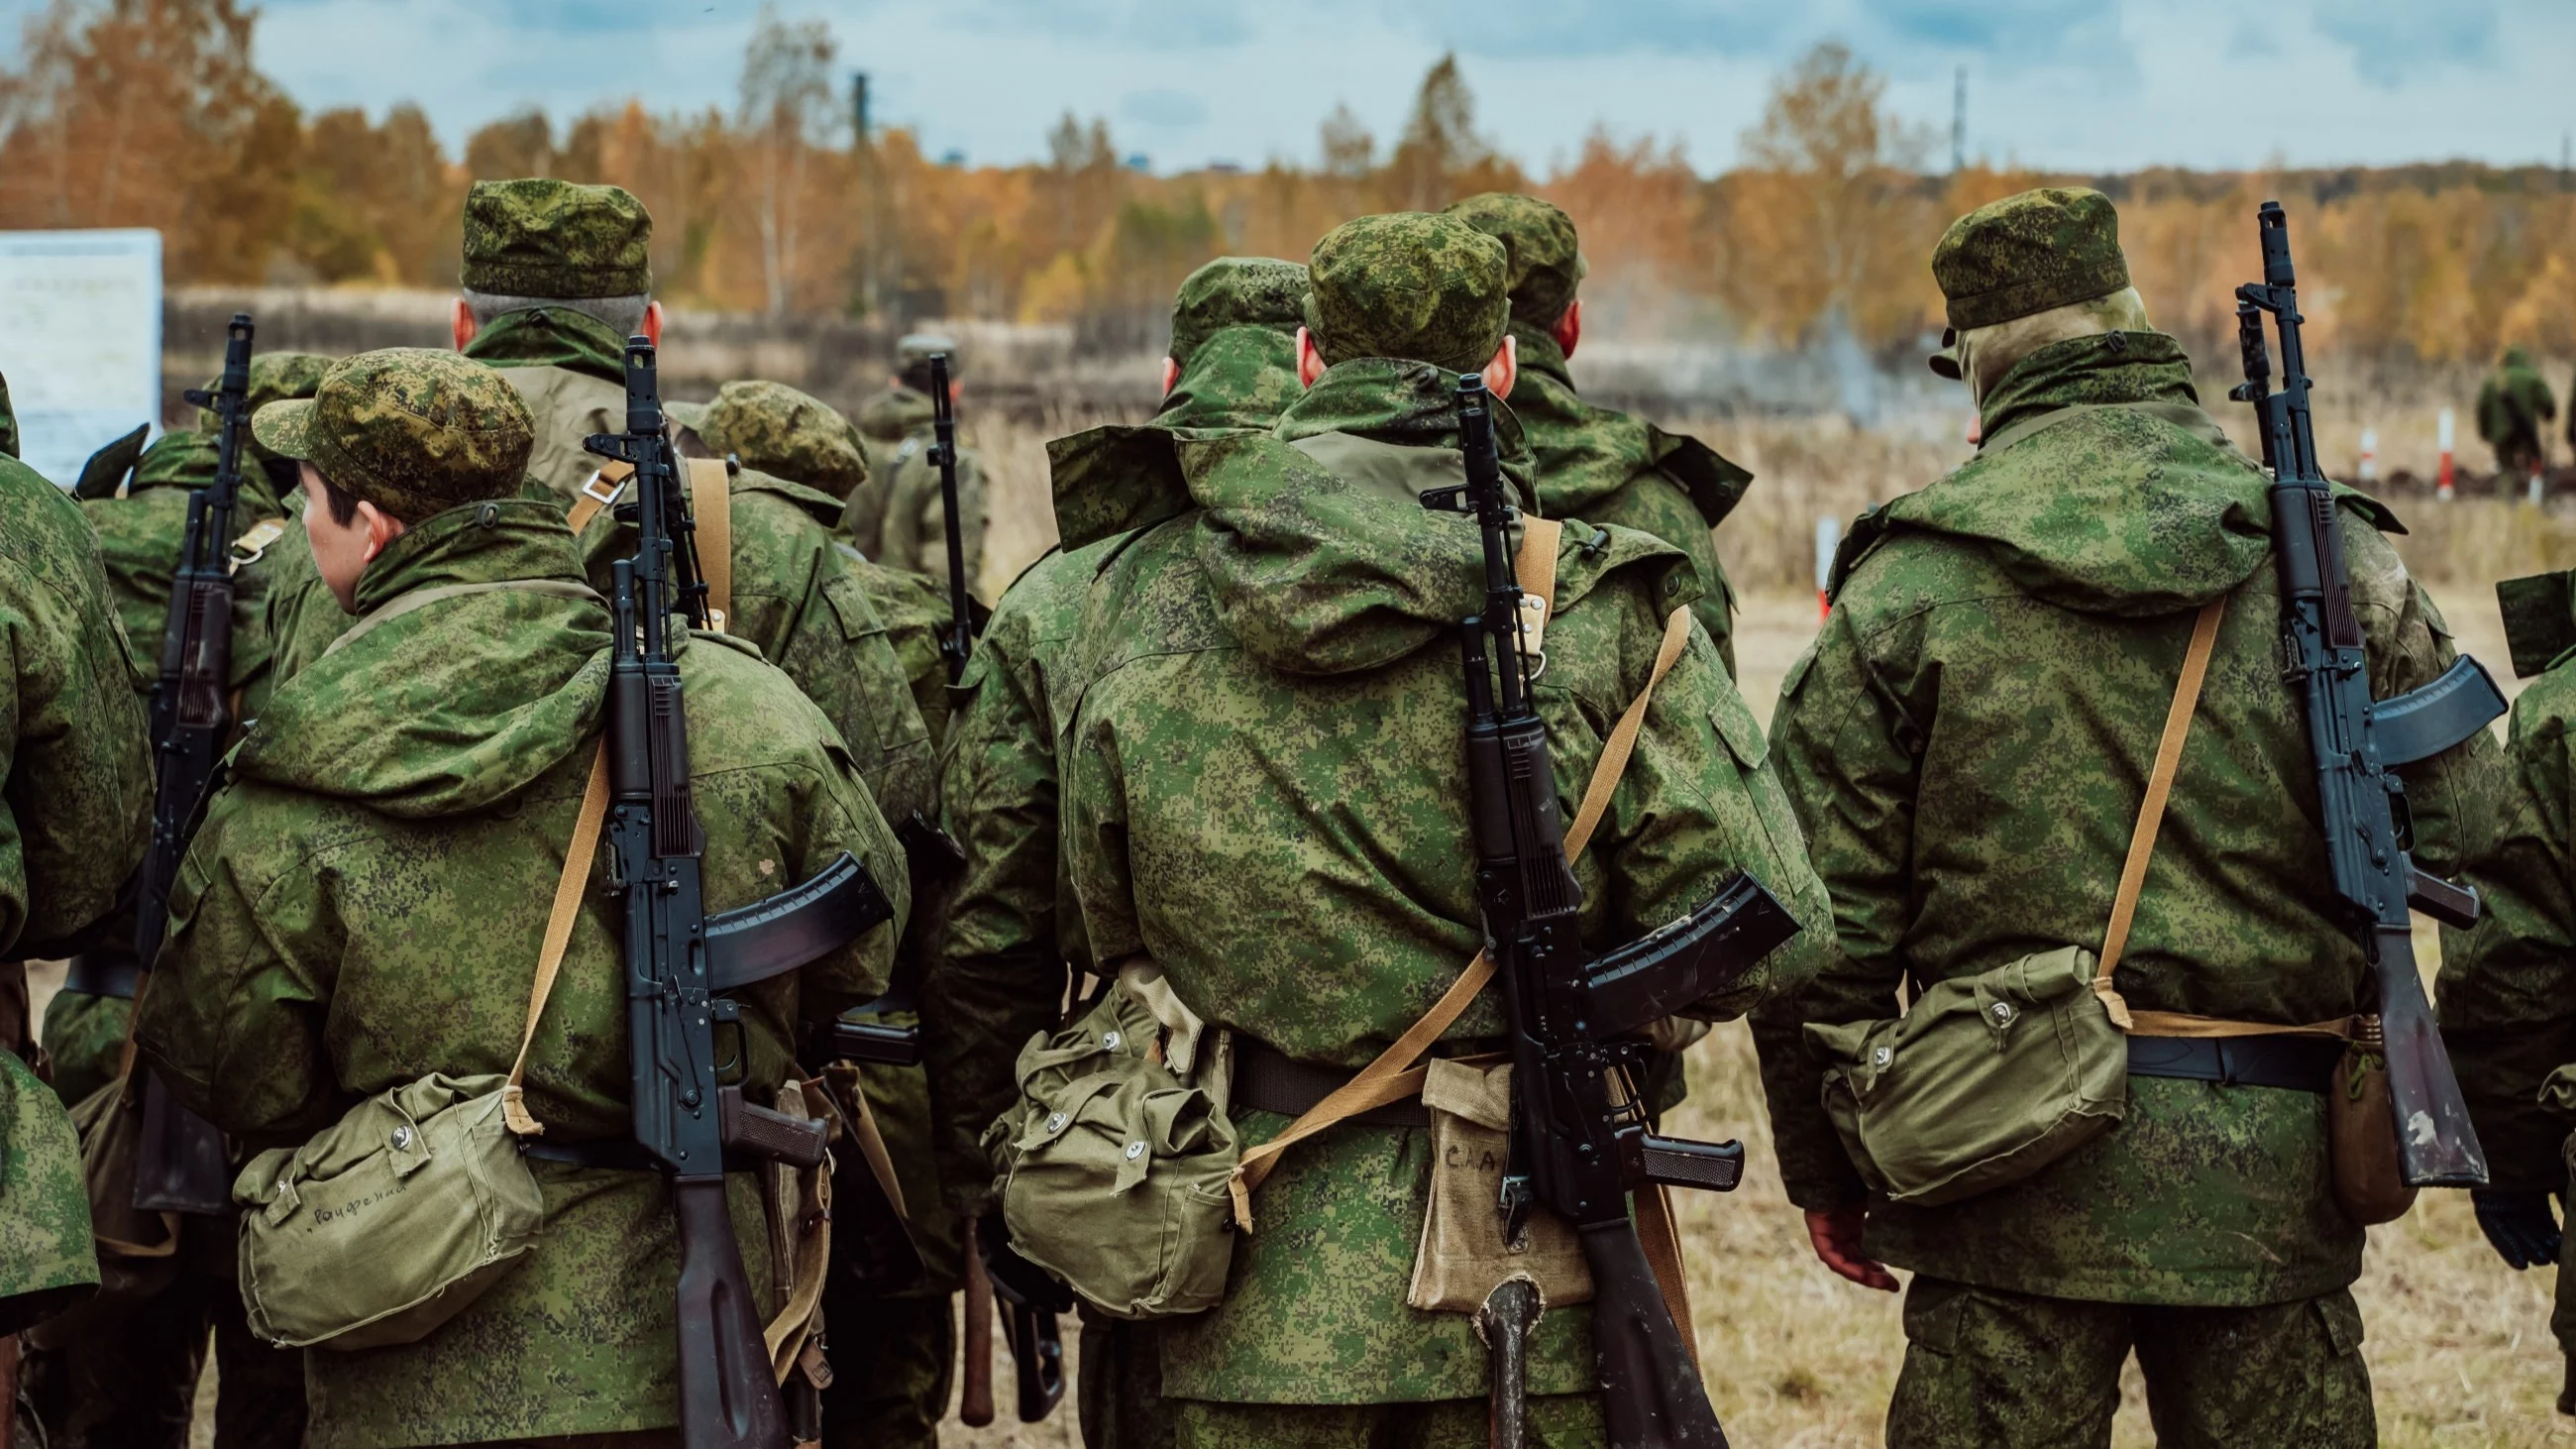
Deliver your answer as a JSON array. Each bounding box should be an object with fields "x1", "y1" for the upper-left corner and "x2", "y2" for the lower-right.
[
  {"x1": 1873, "y1": 1046, "x2": 1893, "y2": 1067},
  {"x1": 390, "y1": 1124, "x2": 414, "y2": 1152},
  {"x1": 1989, "y1": 1002, "x2": 2015, "y2": 1024},
  {"x1": 1102, "y1": 1030, "x2": 1123, "y2": 1051},
  {"x1": 1125, "y1": 1141, "x2": 1146, "y2": 1161},
  {"x1": 1045, "y1": 1111, "x2": 1068, "y2": 1133}
]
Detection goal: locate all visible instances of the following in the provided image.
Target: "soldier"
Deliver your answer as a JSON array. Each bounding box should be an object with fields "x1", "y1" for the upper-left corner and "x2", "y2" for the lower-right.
[
  {"x1": 0, "y1": 367, "x2": 155, "y2": 1431},
  {"x1": 1054, "y1": 212, "x2": 1826, "y2": 1447},
  {"x1": 2439, "y1": 573, "x2": 2576, "y2": 1414},
  {"x1": 134, "y1": 348, "x2": 909, "y2": 1449},
  {"x1": 2476, "y1": 345, "x2": 2557, "y2": 491},
  {"x1": 25, "y1": 354, "x2": 330, "y2": 1449},
  {"x1": 926, "y1": 254, "x2": 1307, "y2": 1449},
  {"x1": 1752, "y1": 187, "x2": 2496, "y2": 1447},
  {"x1": 451, "y1": 177, "x2": 659, "y2": 503},
  {"x1": 841, "y1": 333, "x2": 988, "y2": 600},
  {"x1": 1442, "y1": 192, "x2": 1754, "y2": 674}
]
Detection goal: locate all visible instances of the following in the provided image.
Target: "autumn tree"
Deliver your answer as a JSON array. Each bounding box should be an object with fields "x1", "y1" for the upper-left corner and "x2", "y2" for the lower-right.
[{"x1": 738, "y1": 7, "x2": 838, "y2": 316}]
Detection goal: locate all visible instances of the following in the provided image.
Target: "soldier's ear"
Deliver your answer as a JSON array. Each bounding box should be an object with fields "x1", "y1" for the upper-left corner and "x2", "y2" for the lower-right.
[
  {"x1": 1296, "y1": 328, "x2": 1325, "y2": 390},
  {"x1": 1553, "y1": 298, "x2": 1581, "y2": 360},
  {"x1": 642, "y1": 300, "x2": 665, "y2": 348},
  {"x1": 452, "y1": 297, "x2": 478, "y2": 352},
  {"x1": 1482, "y1": 334, "x2": 1519, "y2": 402},
  {"x1": 1161, "y1": 357, "x2": 1181, "y2": 397}
]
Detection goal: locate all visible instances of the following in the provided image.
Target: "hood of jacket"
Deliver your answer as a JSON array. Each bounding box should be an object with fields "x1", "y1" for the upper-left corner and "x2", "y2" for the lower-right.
[
  {"x1": 1841, "y1": 331, "x2": 2399, "y2": 616},
  {"x1": 1182, "y1": 358, "x2": 1679, "y2": 676},
  {"x1": 857, "y1": 386, "x2": 934, "y2": 442},
  {"x1": 236, "y1": 501, "x2": 612, "y2": 817},
  {"x1": 1047, "y1": 323, "x2": 1306, "y2": 551},
  {"x1": 1509, "y1": 326, "x2": 1752, "y2": 528},
  {"x1": 462, "y1": 304, "x2": 629, "y2": 386}
]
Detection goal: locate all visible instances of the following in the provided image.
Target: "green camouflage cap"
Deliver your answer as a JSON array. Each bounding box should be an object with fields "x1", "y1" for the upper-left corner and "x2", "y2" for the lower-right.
[
  {"x1": 461, "y1": 178, "x2": 653, "y2": 298},
  {"x1": 252, "y1": 349, "x2": 534, "y2": 521},
  {"x1": 1931, "y1": 186, "x2": 2130, "y2": 331},
  {"x1": 1168, "y1": 258, "x2": 1308, "y2": 369},
  {"x1": 201, "y1": 351, "x2": 334, "y2": 455},
  {"x1": 694, "y1": 380, "x2": 869, "y2": 501},
  {"x1": 1441, "y1": 193, "x2": 1587, "y2": 328},
  {"x1": 896, "y1": 332, "x2": 963, "y2": 387},
  {"x1": 1304, "y1": 212, "x2": 1510, "y2": 374}
]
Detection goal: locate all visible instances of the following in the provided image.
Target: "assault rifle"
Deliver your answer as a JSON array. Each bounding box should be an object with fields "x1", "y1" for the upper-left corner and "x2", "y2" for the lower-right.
[
  {"x1": 927, "y1": 353, "x2": 972, "y2": 682},
  {"x1": 586, "y1": 339, "x2": 899, "y2": 1449},
  {"x1": 1420, "y1": 375, "x2": 1800, "y2": 1449},
  {"x1": 2228, "y1": 201, "x2": 2508, "y2": 1187},
  {"x1": 131, "y1": 313, "x2": 256, "y2": 1215}
]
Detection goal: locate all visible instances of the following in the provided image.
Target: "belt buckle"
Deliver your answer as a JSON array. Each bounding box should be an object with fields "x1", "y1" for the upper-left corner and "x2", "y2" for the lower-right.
[{"x1": 582, "y1": 470, "x2": 628, "y2": 508}]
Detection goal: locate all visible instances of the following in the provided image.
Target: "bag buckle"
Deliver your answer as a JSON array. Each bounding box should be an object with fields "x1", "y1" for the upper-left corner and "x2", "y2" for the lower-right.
[{"x1": 581, "y1": 470, "x2": 629, "y2": 508}]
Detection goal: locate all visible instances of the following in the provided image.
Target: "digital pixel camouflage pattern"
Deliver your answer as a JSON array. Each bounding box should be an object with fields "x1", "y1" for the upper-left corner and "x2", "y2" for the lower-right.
[
  {"x1": 858, "y1": 425, "x2": 989, "y2": 600},
  {"x1": 925, "y1": 256, "x2": 1307, "y2": 1217},
  {"x1": 1057, "y1": 348, "x2": 1828, "y2": 1409},
  {"x1": 683, "y1": 381, "x2": 870, "y2": 503},
  {"x1": 203, "y1": 351, "x2": 337, "y2": 452},
  {"x1": 1884, "y1": 1278, "x2": 2372, "y2": 1449},
  {"x1": 1752, "y1": 324, "x2": 2495, "y2": 1422},
  {"x1": 465, "y1": 305, "x2": 632, "y2": 502},
  {"x1": 1440, "y1": 192, "x2": 1585, "y2": 329},
  {"x1": 575, "y1": 463, "x2": 935, "y2": 828},
  {"x1": 1302, "y1": 212, "x2": 1508, "y2": 373},
  {"x1": 256, "y1": 348, "x2": 536, "y2": 522},
  {"x1": 846, "y1": 385, "x2": 935, "y2": 522},
  {"x1": 0, "y1": 371, "x2": 18, "y2": 459},
  {"x1": 2477, "y1": 346, "x2": 2557, "y2": 476},
  {"x1": 136, "y1": 498, "x2": 907, "y2": 1449},
  {"x1": 0, "y1": 438, "x2": 153, "y2": 1330},
  {"x1": 460, "y1": 178, "x2": 653, "y2": 298},
  {"x1": 1930, "y1": 186, "x2": 2132, "y2": 330}
]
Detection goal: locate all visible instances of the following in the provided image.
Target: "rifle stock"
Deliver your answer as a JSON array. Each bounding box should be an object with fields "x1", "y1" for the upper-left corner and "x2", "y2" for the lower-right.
[{"x1": 2228, "y1": 201, "x2": 2502, "y2": 1187}]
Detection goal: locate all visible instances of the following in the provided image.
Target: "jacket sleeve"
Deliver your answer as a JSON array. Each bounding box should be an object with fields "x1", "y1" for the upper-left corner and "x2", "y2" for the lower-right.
[
  {"x1": 1750, "y1": 603, "x2": 1923, "y2": 1212},
  {"x1": 922, "y1": 617, "x2": 1074, "y2": 1215},
  {"x1": 0, "y1": 496, "x2": 153, "y2": 951},
  {"x1": 134, "y1": 789, "x2": 342, "y2": 1143},
  {"x1": 2439, "y1": 675, "x2": 2576, "y2": 1191}
]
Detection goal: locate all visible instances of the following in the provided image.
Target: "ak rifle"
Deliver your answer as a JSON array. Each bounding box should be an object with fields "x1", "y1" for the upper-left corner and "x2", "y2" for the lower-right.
[{"x1": 927, "y1": 353, "x2": 972, "y2": 682}]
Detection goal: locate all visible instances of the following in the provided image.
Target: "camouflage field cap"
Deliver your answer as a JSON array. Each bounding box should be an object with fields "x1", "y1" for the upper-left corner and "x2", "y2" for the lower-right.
[
  {"x1": 252, "y1": 349, "x2": 534, "y2": 521},
  {"x1": 694, "y1": 380, "x2": 869, "y2": 501},
  {"x1": 1167, "y1": 258, "x2": 1308, "y2": 368},
  {"x1": 1304, "y1": 211, "x2": 1510, "y2": 374},
  {"x1": 1932, "y1": 186, "x2": 2130, "y2": 333},
  {"x1": 896, "y1": 332, "x2": 963, "y2": 384},
  {"x1": 201, "y1": 351, "x2": 335, "y2": 453},
  {"x1": 1442, "y1": 193, "x2": 1587, "y2": 327},
  {"x1": 461, "y1": 178, "x2": 653, "y2": 298}
]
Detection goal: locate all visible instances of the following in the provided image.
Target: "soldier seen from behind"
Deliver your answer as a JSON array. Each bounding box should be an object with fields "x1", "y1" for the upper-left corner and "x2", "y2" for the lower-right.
[
  {"x1": 2478, "y1": 345, "x2": 2557, "y2": 494},
  {"x1": 841, "y1": 333, "x2": 989, "y2": 601}
]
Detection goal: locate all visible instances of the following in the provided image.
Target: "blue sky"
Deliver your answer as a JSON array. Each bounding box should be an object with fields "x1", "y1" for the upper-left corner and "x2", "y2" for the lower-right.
[{"x1": 7, "y1": 0, "x2": 2571, "y2": 174}]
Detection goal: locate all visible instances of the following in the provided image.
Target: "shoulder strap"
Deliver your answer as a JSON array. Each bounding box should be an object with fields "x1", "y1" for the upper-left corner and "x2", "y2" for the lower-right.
[
  {"x1": 502, "y1": 743, "x2": 612, "y2": 1137},
  {"x1": 230, "y1": 517, "x2": 289, "y2": 570},
  {"x1": 567, "y1": 462, "x2": 631, "y2": 535},
  {"x1": 689, "y1": 458, "x2": 733, "y2": 628},
  {"x1": 2091, "y1": 600, "x2": 2225, "y2": 1028},
  {"x1": 1228, "y1": 595, "x2": 1699, "y2": 1229}
]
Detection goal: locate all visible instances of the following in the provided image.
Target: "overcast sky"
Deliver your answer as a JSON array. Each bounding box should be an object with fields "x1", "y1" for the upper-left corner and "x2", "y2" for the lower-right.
[{"x1": 8, "y1": 0, "x2": 2573, "y2": 175}]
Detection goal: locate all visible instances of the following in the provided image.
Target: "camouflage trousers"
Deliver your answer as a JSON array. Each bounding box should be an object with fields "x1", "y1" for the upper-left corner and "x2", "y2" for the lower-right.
[
  {"x1": 1886, "y1": 1277, "x2": 2374, "y2": 1448},
  {"x1": 479, "y1": 1435, "x2": 678, "y2": 1448},
  {"x1": 22, "y1": 1259, "x2": 306, "y2": 1449},
  {"x1": 1078, "y1": 1315, "x2": 1170, "y2": 1449},
  {"x1": 817, "y1": 1289, "x2": 954, "y2": 1449},
  {"x1": 1169, "y1": 1394, "x2": 1602, "y2": 1448}
]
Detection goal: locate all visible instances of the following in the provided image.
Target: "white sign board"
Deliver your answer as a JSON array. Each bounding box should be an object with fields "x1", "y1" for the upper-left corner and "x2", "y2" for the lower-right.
[{"x1": 0, "y1": 229, "x2": 162, "y2": 488}]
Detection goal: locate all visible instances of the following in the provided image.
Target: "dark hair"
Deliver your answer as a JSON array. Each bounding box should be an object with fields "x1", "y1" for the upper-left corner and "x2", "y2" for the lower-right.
[{"x1": 320, "y1": 477, "x2": 365, "y2": 527}]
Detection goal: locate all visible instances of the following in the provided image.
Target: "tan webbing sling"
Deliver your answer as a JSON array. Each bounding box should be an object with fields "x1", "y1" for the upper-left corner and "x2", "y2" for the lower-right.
[
  {"x1": 569, "y1": 459, "x2": 733, "y2": 629},
  {"x1": 2091, "y1": 596, "x2": 2351, "y2": 1044}
]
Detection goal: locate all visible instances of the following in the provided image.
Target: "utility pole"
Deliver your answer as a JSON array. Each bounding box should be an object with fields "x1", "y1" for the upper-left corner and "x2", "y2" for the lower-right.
[
  {"x1": 851, "y1": 71, "x2": 870, "y2": 144},
  {"x1": 1951, "y1": 66, "x2": 1967, "y2": 174}
]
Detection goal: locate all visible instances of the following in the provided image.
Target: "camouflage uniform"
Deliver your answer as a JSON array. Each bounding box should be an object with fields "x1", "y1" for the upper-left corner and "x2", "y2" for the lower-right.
[
  {"x1": 1443, "y1": 194, "x2": 1752, "y2": 674},
  {"x1": 2477, "y1": 346, "x2": 2557, "y2": 482},
  {"x1": 134, "y1": 350, "x2": 909, "y2": 1449},
  {"x1": 458, "y1": 179, "x2": 647, "y2": 503},
  {"x1": 1753, "y1": 189, "x2": 2495, "y2": 1448},
  {"x1": 2439, "y1": 571, "x2": 2576, "y2": 1410},
  {"x1": 26, "y1": 355, "x2": 328, "y2": 1449},
  {"x1": 0, "y1": 372, "x2": 154, "y2": 1338},
  {"x1": 927, "y1": 256, "x2": 1307, "y2": 1449},
  {"x1": 1057, "y1": 215, "x2": 1827, "y2": 1448},
  {"x1": 840, "y1": 334, "x2": 988, "y2": 600},
  {"x1": 664, "y1": 380, "x2": 959, "y2": 1447}
]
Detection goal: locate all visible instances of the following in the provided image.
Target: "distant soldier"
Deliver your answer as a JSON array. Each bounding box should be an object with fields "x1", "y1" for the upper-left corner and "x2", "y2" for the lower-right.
[
  {"x1": 1755, "y1": 186, "x2": 2497, "y2": 1448},
  {"x1": 1053, "y1": 212, "x2": 1824, "y2": 1448},
  {"x1": 451, "y1": 177, "x2": 659, "y2": 503},
  {"x1": 24, "y1": 353, "x2": 327, "y2": 1449},
  {"x1": 1443, "y1": 192, "x2": 1754, "y2": 673},
  {"x1": 0, "y1": 370, "x2": 154, "y2": 1434},
  {"x1": 136, "y1": 348, "x2": 908, "y2": 1449},
  {"x1": 841, "y1": 333, "x2": 988, "y2": 600},
  {"x1": 2477, "y1": 345, "x2": 2557, "y2": 489},
  {"x1": 925, "y1": 254, "x2": 1307, "y2": 1449}
]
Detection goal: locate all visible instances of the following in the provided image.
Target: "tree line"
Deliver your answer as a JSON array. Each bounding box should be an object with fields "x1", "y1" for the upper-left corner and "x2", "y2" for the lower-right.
[{"x1": 4, "y1": 0, "x2": 2572, "y2": 368}]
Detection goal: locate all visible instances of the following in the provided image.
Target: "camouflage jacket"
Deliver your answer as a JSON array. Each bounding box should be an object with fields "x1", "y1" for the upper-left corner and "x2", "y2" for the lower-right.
[
  {"x1": 1059, "y1": 357, "x2": 1827, "y2": 1402},
  {"x1": 467, "y1": 306, "x2": 629, "y2": 502},
  {"x1": 577, "y1": 465, "x2": 935, "y2": 826},
  {"x1": 843, "y1": 385, "x2": 936, "y2": 543},
  {"x1": 1755, "y1": 332, "x2": 2498, "y2": 1306},
  {"x1": 1511, "y1": 326, "x2": 1751, "y2": 674},
  {"x1": 838, "y1": 547, "x2": 957, "y2": 742},
  {"x1": 0, "y1": 443, "x2": 155, "y2": 1321},
  {"x1": 841, "y1": 387, "x2": 988, "y2": 600},
  {"x1": 923, "y1": 323, "x2": 1302, "y2": 1216},
  {"x1": 2440, "y1": 570, "x2": 2576, "y2": 1191},
  {"x1": 135, "y1": 502, "x2": 906, "y2": 1449},
  {"x1": 79, "y1": 430, "x2": 293, "y2": 701}
]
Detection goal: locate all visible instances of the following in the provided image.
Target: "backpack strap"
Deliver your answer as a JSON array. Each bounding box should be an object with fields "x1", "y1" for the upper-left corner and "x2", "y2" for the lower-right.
[
  {"x1": 1227, "y1": 534, "x2": 1698, "y2": 1229},
  {"x1": 688, "y1": 458, "x2": 733, "y2": 629},
  {"x1": 502, "y1": 742, "x2": 612, "y2": 1137}
]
